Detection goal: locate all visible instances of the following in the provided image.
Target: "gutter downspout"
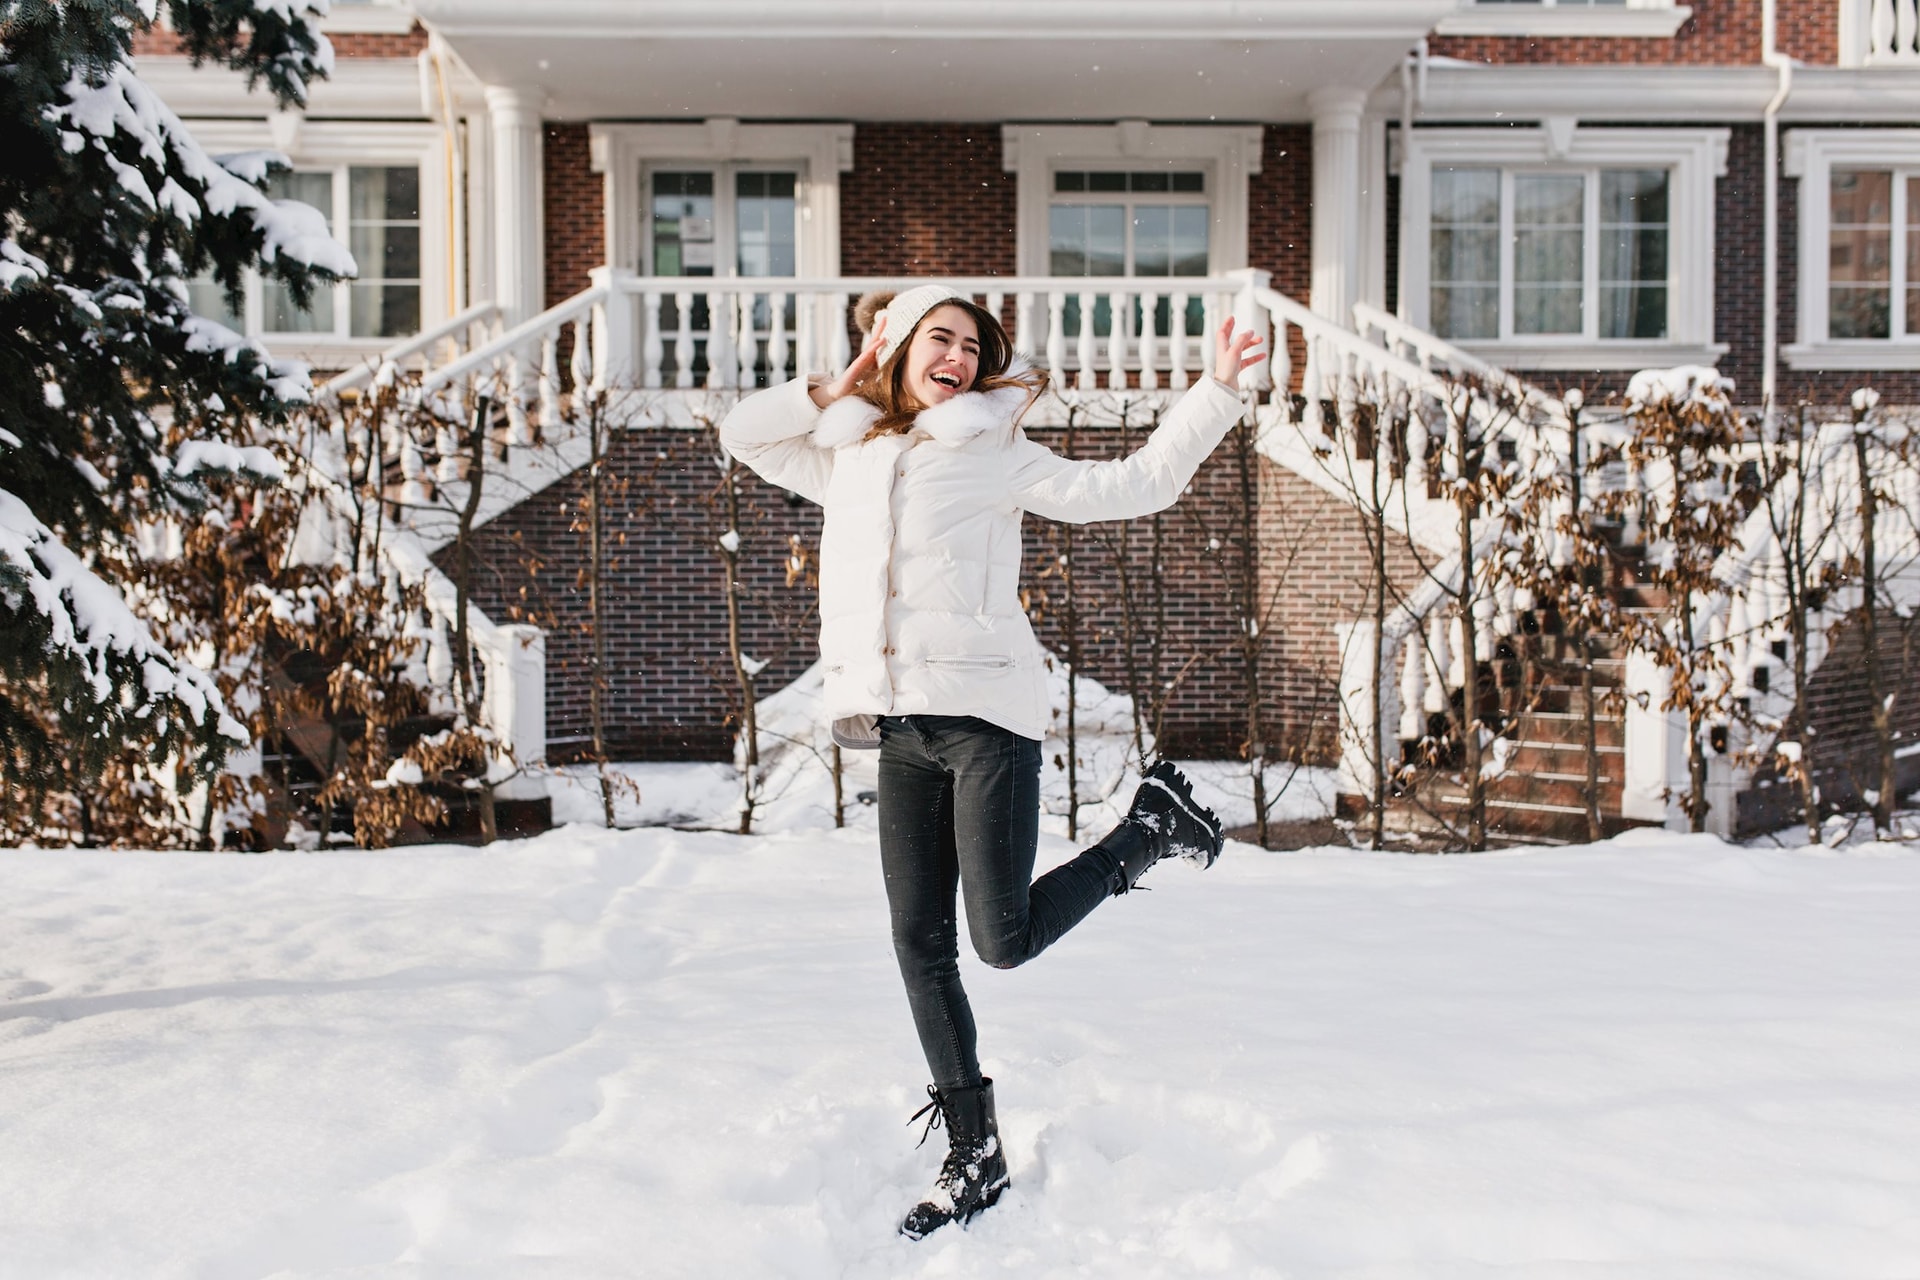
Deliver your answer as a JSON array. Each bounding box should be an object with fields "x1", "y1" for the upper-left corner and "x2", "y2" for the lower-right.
[
  {"x1": 1762, "y1": 0, "x2": 1793, "y2": 428},
  {"x1": 429, "y1": 32, "x2": 468, "y2": 318}
]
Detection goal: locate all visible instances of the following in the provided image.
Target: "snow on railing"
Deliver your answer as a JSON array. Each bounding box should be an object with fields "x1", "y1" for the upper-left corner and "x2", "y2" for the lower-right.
[{"x1": 321, "y1": 301, "x2": 503, "y2": 399}]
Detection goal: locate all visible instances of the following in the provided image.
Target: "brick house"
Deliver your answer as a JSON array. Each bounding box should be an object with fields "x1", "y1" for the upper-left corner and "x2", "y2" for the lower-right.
[{"x1": 142, "y1": 0, "x2": 1920, "y2": 838}]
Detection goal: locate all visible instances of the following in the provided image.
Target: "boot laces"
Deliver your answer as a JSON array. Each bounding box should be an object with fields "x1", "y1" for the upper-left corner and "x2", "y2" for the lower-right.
[{"x1": 907, "y1": 1085, "x2": 946, "y2": 1149}]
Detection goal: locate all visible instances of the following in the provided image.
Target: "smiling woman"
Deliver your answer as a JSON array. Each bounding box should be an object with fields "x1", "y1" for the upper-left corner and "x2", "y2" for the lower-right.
[{"x1": 718, "y1": 281, "x2": 1265, "y2": 1240}]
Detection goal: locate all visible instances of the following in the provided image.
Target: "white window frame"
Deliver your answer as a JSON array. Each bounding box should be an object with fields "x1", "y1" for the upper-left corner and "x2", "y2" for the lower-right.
[
  {"x1": 1002, "y1": 123, "x2": 1263, "y2": 280},
  {"x1": 589, "y1": 120, "x2": 852, "y2": 282},
  {"x1": 1784, "y1": 129, "x2": 1920, "y2": 371},
  {"x1": 183, "y1": 119, "x2": 449, "y2": 368},
  {"x1": 1400, "y1": 125, "x2": 1728, "y2": 370},
  {"x1": 1435, "y1": 0, "x2": 1692, "y2": 38}
]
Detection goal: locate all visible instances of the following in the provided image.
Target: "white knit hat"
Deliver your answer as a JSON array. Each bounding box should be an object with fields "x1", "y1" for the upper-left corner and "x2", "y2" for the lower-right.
[{"x1": 869, "y1": 284, "x2": 968, "y2": 368}]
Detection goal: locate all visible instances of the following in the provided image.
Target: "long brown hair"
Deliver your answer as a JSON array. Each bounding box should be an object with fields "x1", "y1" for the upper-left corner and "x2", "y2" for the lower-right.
[{"x1": 857, "y1": 297, "x2": 1047, "y2": 439}]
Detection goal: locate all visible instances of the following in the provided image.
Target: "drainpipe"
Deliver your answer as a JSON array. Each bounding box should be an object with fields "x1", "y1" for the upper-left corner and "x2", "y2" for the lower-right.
[
  {"x1": 429, "y1": 33, "x2": 467, "y2": 317},
  {"x1": 1762, "y1": 0, "x2": 1794, "y2": 427}
]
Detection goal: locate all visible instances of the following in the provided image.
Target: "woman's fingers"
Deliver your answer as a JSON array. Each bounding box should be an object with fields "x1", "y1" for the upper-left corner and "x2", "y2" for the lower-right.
[{"x1": 1214, "y1": 317, "x2": 1265, "y2": 386}]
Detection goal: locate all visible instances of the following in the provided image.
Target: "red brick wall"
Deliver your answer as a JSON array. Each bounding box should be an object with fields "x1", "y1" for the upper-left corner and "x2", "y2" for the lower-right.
[
  {"x1": 1249, "y1": 125, "x2": 1313, "y2": 301},
  {"x1": 1429, "y1": 0, "x2": 1834, "y2": 67},
  {"x1": 840, "y1": 124, "x2": 1018, "y2": 275},
  {"x1": 133, "y1": 24, "x2": 428, "y2": 59},
  {"x1": 543, "y1": 122, "x2": 602, "y2": 309}
]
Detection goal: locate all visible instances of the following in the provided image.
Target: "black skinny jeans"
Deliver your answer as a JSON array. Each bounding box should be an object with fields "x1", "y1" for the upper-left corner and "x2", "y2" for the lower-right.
[{"x1": 877, "y1": 714, "x2": 1122, "y2": 1090}]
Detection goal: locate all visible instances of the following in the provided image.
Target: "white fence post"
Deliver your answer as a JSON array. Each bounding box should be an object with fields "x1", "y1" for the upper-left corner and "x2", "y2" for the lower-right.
[
  {"x1": 1621, "y1": 649, "x2": 1685, "y2": 828},
  {"x1": 1336, "y1": 619, "x2": 1400, "y2": 803},
  {"x1": 1226, "y1": 267, "x2": 1274, "y2": 393},
  {"x1": 588, "y1": 266, "x2": 635, "y2": 392},
  {"x1": 483, "y1": 623, "x2": 547, "y2": 801}
]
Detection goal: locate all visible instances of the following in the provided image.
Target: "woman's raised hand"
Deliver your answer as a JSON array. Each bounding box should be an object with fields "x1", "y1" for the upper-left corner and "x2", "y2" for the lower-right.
[
  {"x1": 1212, "y1": 316, "x2": 1266, "y2": 390},
  {"x1": 810, "y1": 312, "x2": 887, "y2": 408}
]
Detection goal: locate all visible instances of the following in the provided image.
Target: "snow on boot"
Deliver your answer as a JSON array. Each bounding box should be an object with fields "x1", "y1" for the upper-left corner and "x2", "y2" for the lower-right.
[
  {"x1": 1096, "y1": 760, "x2": 1225, "y2": 894},
  {"x1": 899, "y1": 1078, "x2": 1009, "y2": 1240}
]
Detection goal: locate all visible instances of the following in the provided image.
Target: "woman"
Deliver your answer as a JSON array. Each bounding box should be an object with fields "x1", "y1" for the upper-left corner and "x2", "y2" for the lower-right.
[{"x1": 721, "y1": 284, "x2": 1263, "y2": 1238}]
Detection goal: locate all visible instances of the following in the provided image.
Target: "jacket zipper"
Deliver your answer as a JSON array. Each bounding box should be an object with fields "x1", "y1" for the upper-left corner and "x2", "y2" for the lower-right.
[{"x1": 925, "y1": 655, "x2": 1013, "y2": 670}]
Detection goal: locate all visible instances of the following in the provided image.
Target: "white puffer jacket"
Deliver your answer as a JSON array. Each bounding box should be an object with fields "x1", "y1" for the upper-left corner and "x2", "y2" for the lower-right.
[{"x1": 719, "y1": 371, "x2": 1246, "y2": 746}]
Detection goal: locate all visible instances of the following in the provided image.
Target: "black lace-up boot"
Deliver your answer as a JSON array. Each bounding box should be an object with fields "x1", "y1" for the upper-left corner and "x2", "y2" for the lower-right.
[
  {"x1": 1095, "y1": 760, "x2": 1225, "y2": 895},
  {"x1": 899, "y1": 1078, "x2": 1009, "y2": 1240}
]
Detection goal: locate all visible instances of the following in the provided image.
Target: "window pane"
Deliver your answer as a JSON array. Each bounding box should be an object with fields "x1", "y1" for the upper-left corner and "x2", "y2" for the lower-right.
[
  {"x1": 1514, "y1": 173, "x2": 1583, "y2": 226},
  {"x1": 1085, "y1": 205, "x2": 1125, "y2": 275},
  {"x1": 351, "y1": 282, "x2": 419, "y2": 339},
  {"x1": 1433, "y1": 168, "x2": 1499, "y2": 225},
  {"x1": 1832, "y1": 170, "x2": 1892, "y2": 226},
  {"x1": 186, "y1": 274, "x2": 244, "y2": 331},
  {"x1": 1433, "y1": 227, "x2": 1498, "y2": 285},
  {"x1": 350, "y1": 223, "x2": 420, "y2": 280},
  {"x1": 1431, "y1": 169, "x2": 1498, "y2": 340},
  {"x1": 1600, "y1": 169, "x2": 1668, "y2": 339},
  {"x1": 1171, "y1": 205, "x2": 1209, "y2": 276},
  {"x1": 1131, "y1": 171, "x2": 1169, "y2": 192},
  {"x1": 349, "y1": 165, "x2": 418, "y2": 221},
  {"x1": 1133, "y1": 205, "x2": 1171, "y2": 277},
  {"x1": 266, "y1": 277, "x2": 333, "y2": 332},
  {"x1": 651, "y1": 170, "x2": 715, "y2": 278},
  {"x1": 735, "y1": 170, "x2": 797, "y2": 277},
  {"x1": 1909, "y1": 177, "x2": 1920, "y2": 336},
  {"x1": 1170, "y1": 172, "x2": 1205, "y2": 194},
  {"x1": 263, "y1": 171, "x2": 333, "y2": 333},
  {"x1": 1049, "y1": 205, "x2": 1090, "y2": 276},
  {"x1": 347, "y1": 166, "x2": 421, "y2": 338},
  {"x1": 1514, "y1": 174, "x2": 1584, "y2": 336},
  {"x1": 1088, "y1": 171, "x2": 1127, "y2": 193},
  {"x1": 1601, "y1": 285, "x2": 1667, "y2": 340},
  {"x1": 1432, "y1": 287, "x2": 1498, "y2": 340},
  {"x1": 1829, "y1": 172, "x2": 1891, "y2": 341}
]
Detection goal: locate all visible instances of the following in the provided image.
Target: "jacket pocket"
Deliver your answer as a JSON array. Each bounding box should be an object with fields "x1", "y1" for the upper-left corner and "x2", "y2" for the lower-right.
[{"x1": 925, "y1": 654, "x2": 1013, "y2": 671}]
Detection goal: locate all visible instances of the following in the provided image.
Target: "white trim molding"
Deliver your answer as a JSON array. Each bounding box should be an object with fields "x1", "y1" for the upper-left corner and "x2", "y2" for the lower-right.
[
  {"x1": 1399, "y1": 124, "x2": 1729, "y2": 371},
  {"x1": 320, "y1": 2, "x2": 420, "y2": 35},
  {"x1": 179, "y1": 118, "x2": 452, "y2": 371},
  {"x1": 1001, "y1": 123, "x2": 1264, "y2": 279},
  {"x1": 589, "y1": 121, "x2": 854, "y2": 281},
  {"x1": 1435, "y1": 0, "x2": 1692, "y2": 38},
  {"x1": 1783, "y1": 128, "x2": 1920, "y2": 372},
  {"x1": 1373, "y1": 66, "x2": 1920, "y2": 126}
]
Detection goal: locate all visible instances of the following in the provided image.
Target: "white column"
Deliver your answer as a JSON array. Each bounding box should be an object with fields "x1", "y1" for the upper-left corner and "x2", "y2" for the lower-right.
[
  {"x1": 1309, "y1": 86, "x2": 1368, "y2": 327},
  {"x1": 486, "y1": 84, "x2": 545, "y2": 327}
]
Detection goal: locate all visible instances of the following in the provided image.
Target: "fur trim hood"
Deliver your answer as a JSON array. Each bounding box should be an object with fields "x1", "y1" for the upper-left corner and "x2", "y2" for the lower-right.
[{"x1": 809, "y1": 361, "x2": 1037, "y2": 451}]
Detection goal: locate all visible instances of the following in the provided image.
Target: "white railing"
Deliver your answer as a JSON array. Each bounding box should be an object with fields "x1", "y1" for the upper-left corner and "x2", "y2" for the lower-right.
[
  {"x1": 292, "y1": 455, "x2": 549, "y2": 800},
  {"x1": 1843, "y1": 0, "x2": 1920, "y2": 65},
  {"x1": 321, "y1": 301, "x2": 504, "y2": 399}
]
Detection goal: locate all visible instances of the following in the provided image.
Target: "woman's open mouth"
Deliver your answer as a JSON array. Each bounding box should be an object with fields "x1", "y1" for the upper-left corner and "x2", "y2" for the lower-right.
[{"x1": 930, "y1": 371, "x2": 964, "y2": 390}]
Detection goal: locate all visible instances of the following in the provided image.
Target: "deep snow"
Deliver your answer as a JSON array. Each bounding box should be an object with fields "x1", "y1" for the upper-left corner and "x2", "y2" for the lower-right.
[{"x1": 4, "y1": 822, "x2": 1919, "y2": 1278}]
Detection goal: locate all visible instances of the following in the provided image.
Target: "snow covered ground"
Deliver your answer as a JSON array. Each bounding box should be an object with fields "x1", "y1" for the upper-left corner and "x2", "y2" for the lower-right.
[{"x1": 5, "y1": 819, "x2": 1919, "y2": 1277}]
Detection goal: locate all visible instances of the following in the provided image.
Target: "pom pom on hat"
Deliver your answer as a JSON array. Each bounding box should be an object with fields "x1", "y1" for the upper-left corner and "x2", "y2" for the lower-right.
[{"x1": 853, "y1": 283, "x2": 968, "y2": 368}]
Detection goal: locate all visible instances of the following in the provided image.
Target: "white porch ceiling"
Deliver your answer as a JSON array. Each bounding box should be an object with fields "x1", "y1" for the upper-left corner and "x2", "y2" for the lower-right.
[{"x1": 411, "y1": 0, "x2": 1457, "y2": 122}]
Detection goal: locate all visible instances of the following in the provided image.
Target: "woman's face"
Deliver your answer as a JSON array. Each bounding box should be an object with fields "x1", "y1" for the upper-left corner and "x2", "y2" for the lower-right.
[{"x1": 901, "y1": 304, "x2": 981, "y2": 407}]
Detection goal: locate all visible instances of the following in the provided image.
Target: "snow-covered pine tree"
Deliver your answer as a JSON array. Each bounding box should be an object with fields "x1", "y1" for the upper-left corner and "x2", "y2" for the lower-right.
[{"x1": 0, "y1": 1, "x2": 351, "y2": 826}]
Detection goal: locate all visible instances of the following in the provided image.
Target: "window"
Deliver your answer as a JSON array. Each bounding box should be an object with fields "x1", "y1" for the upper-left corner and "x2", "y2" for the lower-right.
[
  {"x1": 1827, "y1": 170, "x2": 1920, "y2": 340},
  {"x1": 1402, "y1": 128, "x2": 1726, "y2": 368},
  {"x1": 1428, "y1": 166, "x2": 1670, "y2": 342},
  {"x1": 1049, "y1": 169, "x2": 1209, "y2": 339},
  {"x1": 191, "y1": 164, "x2": 423, "y2": 342},
  {"x1": 1785, "y1": 130, "x2": 1920, "y2": 368},
  {"x1": 647, "y1": 166, "x2": 799, "y2": 385}
]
